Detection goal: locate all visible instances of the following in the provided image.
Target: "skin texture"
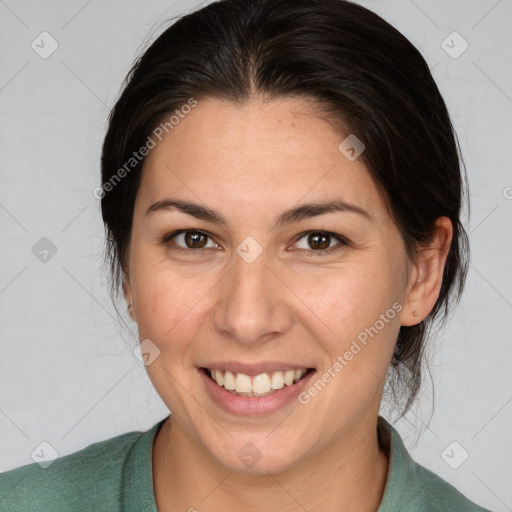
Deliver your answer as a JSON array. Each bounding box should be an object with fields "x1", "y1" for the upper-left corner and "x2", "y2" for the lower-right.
[{"x1": 123, "y1": 96, "x2": 453, "y2": 511}]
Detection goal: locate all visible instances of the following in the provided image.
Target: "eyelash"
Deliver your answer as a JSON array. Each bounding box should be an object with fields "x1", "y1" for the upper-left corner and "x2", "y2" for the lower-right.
[{"x1": 161, "y1": 229, "x2": 349, "y2": 258}]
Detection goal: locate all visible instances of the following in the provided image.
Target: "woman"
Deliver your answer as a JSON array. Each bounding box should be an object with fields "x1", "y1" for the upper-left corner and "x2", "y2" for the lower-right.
[{"x1": 0, "y1": 0, "x2": 493, "y2": 510}]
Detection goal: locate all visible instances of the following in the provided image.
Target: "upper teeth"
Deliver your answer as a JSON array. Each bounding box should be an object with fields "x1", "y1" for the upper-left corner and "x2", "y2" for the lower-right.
[{"x1": 209, "y1": 368, "x2": 308, "y2": 394}]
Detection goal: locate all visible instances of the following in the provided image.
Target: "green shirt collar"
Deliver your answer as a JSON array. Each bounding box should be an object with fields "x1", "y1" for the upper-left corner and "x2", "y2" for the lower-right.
[{"x1": 121, "y1": 415, "x2": 477, "y2": 511}]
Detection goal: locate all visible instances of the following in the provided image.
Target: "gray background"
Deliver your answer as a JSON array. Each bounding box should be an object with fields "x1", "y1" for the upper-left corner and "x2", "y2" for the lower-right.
[{"x1": 0, "y1": 1, "x2": 511, "y2": 510}]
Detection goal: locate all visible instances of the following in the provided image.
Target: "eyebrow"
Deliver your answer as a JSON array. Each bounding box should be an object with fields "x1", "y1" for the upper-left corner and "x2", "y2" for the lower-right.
[{"x1": 146, "y1": 197, "x2": 371, "y2": 230}]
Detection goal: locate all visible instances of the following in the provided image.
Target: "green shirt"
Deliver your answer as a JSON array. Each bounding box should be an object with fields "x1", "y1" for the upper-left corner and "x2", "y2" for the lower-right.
[{"x1": 0, "y1": 416, "x2": 491, "y2": 511}]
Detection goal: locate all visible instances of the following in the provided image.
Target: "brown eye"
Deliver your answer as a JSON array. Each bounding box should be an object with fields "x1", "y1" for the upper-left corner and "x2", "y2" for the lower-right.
[
  {"x1": 183, "y1": 231, "x2": 208, "y2": 249},
  {"x1": 307, "y1": 232, "x2": 331, "y2": 250},
  {"x1": 165, "y1": 230, "x2": 217, "y2": 251},
  {"x1": 293, "y1": 230, "x2": 349, "y2": 257}
]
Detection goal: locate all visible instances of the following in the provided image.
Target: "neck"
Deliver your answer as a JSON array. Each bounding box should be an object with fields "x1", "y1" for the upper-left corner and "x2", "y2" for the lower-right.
[{"x1": 153, "y1": 414, "x2": 389, "y2": 512}]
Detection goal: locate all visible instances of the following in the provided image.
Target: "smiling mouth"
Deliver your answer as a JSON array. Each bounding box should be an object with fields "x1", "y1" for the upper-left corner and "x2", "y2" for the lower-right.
[{"x1": 200, "y1": 367, "x2": 315, "y2": 397}]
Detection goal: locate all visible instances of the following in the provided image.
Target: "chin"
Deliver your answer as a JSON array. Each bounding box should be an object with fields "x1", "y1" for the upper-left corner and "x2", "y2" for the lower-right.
[{"x1": 211, "y1": 434, "x2": 306, "y2": 476}]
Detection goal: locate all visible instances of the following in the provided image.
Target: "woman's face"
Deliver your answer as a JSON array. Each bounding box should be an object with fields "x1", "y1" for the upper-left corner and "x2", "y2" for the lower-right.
[{"x1": 126, "y1": 96, "x2": 415, "y2": 473}]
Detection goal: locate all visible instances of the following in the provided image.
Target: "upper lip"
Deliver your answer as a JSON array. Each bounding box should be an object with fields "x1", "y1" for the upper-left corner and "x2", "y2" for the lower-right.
[{"x1": 199, "y1": 362, "x2": 315, "y2": 376}]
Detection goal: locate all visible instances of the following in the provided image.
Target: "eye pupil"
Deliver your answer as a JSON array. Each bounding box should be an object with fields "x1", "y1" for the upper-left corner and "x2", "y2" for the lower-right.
[
  {"x1": 185, "y1": 231, "x2": 207, "y2": 248},
  {"x1": 309, "y1": 232, "x2": 330, "y2": 250}
]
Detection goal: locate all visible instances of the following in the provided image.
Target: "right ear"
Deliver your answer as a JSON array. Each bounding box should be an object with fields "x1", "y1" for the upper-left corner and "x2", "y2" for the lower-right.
[{"x1": 123, "y1": 278, "x2": 136, "y2": 321}]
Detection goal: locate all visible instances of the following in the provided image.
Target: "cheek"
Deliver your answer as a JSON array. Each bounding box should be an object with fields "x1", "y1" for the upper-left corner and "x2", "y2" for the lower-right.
[
  {"x1": 291, "y1": 257, "x2": 404, "y2": 401},
  {"x1": 294, "y1": 271, "x2": 402, "y2": 415},
  {"x1": 293, "y1": 259, "x2": 402, "y2": 342},
  {"x1": 129, "y1": 259, "x2": 218, "y2": 416},
  {"x1": 129, "y1": 244, "x2": 215, "y2": 351}
]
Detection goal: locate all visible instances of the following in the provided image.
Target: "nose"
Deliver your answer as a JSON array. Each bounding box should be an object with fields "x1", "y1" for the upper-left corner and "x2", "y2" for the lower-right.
[{"x1": 212, "y1": 248, "x2": 293, "y2": 346}]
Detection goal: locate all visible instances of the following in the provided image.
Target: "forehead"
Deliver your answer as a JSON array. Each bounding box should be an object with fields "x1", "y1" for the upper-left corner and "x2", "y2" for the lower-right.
[{"x1": 136, "y1": 96, "x2": 386, "y2": 225}]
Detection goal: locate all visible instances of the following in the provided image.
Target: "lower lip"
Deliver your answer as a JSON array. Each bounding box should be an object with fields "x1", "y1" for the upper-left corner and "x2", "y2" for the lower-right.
[{"x1": 198, "y1": 368, "x2": 316, "y2": 416}]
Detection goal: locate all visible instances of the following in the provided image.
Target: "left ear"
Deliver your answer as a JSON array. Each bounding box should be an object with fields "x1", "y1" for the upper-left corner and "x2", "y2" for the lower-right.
[{"x1": 401, "y1": 216, "x2": 453, "y2": 326}]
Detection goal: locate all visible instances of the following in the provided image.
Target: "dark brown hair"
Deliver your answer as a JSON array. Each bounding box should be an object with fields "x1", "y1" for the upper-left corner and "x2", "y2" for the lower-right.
[{"x1": 100, "y1": 0, "x2": 469, "y2": 415}]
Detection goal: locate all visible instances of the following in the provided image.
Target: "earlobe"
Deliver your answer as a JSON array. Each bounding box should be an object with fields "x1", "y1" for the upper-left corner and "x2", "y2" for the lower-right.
[{"x1": 401, "y1": 217, "x2": 453, "y2": 326}]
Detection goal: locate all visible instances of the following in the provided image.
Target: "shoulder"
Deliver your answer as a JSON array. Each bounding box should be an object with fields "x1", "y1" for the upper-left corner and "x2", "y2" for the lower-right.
[
  {"x1": 378, "y1": 417, "x2": 493, "y2": 512},
  {"x1": 0, "y1": 427, "x2": 149, "y2": 512},
  {"x1": 412, "y1": 462, "x2": 492, "y2": 511}
]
